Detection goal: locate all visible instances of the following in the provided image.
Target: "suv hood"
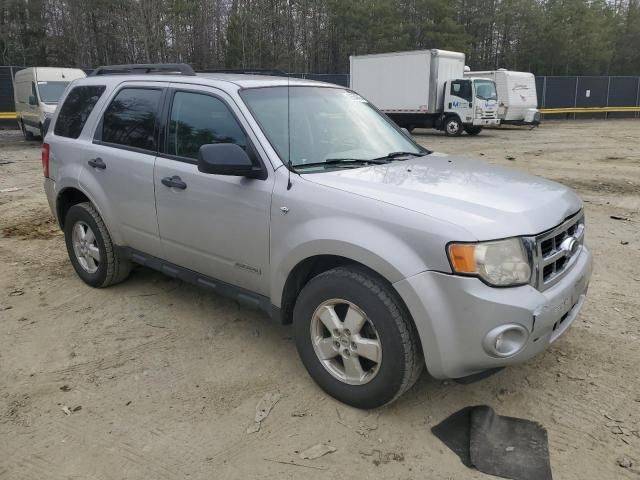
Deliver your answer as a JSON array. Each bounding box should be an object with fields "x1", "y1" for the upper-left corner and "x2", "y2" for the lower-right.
[{"x1": 302, "y1": 153, "x2": 582, "y2": 240}]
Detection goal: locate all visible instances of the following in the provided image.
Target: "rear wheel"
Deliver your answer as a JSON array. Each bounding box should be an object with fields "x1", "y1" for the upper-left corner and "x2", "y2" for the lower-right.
[
  {"x1": 464, "y1": 125, "x2": 483, "y2": 136},
  {"x1": 64, "y1": 202, "x2": 131, "y2": 288},
  {"x1": 293, "y1": 266, "x2": 423, "y2": 409},
  {"x1": 444, "y1": 116, "x2": 463, "y2": 137}
]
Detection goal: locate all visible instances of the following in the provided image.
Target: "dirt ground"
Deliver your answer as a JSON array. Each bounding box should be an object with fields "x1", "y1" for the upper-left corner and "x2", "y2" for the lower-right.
[{"x1": 1, "y1": 121, "x2": 639, "y2": 480}]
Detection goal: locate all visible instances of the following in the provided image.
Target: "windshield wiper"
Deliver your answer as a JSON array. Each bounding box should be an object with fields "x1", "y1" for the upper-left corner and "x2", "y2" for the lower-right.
[
  {"x1": 295, "y1": 158, "x2": 389, "y2": 170},
  {"x1": 371, "y1": 151, "x2": 425, "y2": 161}
]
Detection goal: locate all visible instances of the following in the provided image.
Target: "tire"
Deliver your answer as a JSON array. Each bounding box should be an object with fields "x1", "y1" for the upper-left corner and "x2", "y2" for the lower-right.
[
  {"x1": 64, "y1": 202, "x2": 131, "y2": 288},
  {"x1": 293, "y1": 266, "x2": 423, "y2": 409},
  {"x1": 444, "y1": 116, "x2": 463, "y2": 137},
  {"x1": 464, "y1": 125, "x2": 483, "y2": 136},
  {"x1": 21, "y1": 121, "x2": 33, "y2": 141}
]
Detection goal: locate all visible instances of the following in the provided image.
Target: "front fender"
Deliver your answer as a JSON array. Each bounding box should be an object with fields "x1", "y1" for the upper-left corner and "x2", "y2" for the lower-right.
[{"x1": 269, "y1": 216, "x2": 428, "y2": 307}]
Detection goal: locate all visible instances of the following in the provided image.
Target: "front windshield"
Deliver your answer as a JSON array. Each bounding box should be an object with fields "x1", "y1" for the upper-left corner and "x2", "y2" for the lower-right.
[
  {"x1": 37, "y1": 81, "x2": 70, "y2": 103},
  {"x1": 240, "y1": 86, "x2": 424, "y2": 168},
  {"x1": 474, "y1": 80, "x2": 497, "y2": 101}
]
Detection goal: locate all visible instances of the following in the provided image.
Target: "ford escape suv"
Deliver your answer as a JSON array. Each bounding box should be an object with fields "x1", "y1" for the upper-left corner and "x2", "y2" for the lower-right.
[{"x1": 42, "y1": 64, "x2": 592, "y2": 409}]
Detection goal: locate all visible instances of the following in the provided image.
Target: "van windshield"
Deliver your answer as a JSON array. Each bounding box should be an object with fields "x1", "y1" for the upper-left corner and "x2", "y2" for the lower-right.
[
  {"x1": 240, "y1": 86, "x2": 424, "y2": 169},
  {"x1": 37, "y1": 81, "x2": 70, "y2": 103}
]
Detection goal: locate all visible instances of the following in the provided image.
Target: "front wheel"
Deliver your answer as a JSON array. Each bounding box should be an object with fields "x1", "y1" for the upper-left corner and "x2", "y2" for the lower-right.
[
  {"x1": 464, "y1": 125, "x2": 483, "y2": 136},
  {"x1": 20, "y1": 121, "x2": 33, "y2": 141},
  {"x1": 293, "y1": 266, "x2": 423, "y2": 409},
  {"x1": 444, "y1": 116, "x2": 463, "y2": 137}
]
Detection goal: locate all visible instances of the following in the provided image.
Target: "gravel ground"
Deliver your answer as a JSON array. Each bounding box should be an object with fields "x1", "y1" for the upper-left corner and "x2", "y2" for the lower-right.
[{"x1": 1, "y1": 121, "x2": 639, "y2": 479}]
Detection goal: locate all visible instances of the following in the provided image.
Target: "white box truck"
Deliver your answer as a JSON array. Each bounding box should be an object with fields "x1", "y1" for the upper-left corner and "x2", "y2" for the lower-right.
[
  {"x1": 464, "y1": 69, "x2": 540, "y2": 126},
  {"x1": 349, "y1": 49, "x2": 500, "y2": 136},
  {"x1": 14, "y1": 67, "x2": 86, "y2": 139}
]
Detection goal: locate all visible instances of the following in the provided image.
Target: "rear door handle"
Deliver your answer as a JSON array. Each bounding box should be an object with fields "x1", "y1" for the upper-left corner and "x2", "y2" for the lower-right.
[
  {"x1": 88, "y1": 157, "x2": 106, "y2": 170},
  {"x1": 161, "y1": 175, "x2": 187, "y2": 190}
]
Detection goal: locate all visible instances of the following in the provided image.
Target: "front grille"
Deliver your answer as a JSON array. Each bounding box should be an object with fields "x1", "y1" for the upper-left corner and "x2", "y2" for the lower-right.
[{"x1": 533, "y1": 211, "x2": 585, "y2": 291}]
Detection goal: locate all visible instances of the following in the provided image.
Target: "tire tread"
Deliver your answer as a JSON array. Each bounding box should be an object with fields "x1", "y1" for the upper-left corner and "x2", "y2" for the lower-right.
[{"x1": 73, "y1": 202, "x2": 131, "y2": 287}]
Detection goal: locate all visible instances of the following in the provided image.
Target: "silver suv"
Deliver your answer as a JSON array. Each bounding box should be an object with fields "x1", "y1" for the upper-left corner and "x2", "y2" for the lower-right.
[{"x1": 43, "y1": 64, "x2": 592, "y2": 408}]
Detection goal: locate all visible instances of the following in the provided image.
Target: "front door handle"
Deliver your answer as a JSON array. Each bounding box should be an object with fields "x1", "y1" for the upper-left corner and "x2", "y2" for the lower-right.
[
  {"x1": 161, "y1": 175, "x2": 187, "y2": 190},
  {"x1": 88, "y1": 157, "x2": 106, "y2": 170}
]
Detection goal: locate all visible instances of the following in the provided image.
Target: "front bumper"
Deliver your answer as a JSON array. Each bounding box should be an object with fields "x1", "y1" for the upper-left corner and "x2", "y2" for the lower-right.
[
  {"x1": 394, "y1": 245, "x2": 592, "y2": 379},
  {"x1": 472, "y1": 117, "x2": 500, "y2": 126}
]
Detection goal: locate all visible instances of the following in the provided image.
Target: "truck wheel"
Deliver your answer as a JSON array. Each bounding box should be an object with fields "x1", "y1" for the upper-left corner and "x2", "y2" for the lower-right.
[
  {"x1": 64, "y1": 202, "x2": 131, "y2": 288},
  {"x1": 293, "y1": 266, "x2": 423, "y2": 409},
  {"x1": 464, "y1": 125, "x2": 483, "y2": 136},
  {"x1": 444, "y1": 116, "x2": 462, "y2": 137}
]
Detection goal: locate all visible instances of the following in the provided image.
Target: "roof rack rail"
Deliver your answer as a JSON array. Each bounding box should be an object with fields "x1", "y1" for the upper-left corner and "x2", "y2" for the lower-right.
[
  {"x1": 200, "y1": 68, "x2": 289, "y2": 77},
  {"x1": 90, "y1": 64, "x2": 196, "y2": 76}
]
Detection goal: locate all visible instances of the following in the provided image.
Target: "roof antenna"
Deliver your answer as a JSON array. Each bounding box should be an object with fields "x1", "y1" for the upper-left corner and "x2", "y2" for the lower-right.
[{"x1": 286, "y1": 7, "x2": 293, "y2": 191}]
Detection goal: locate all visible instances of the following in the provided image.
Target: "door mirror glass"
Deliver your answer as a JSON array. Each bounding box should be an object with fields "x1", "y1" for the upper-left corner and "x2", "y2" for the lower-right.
[
  {"x1": 197, "y1": 143, "x2": 262, "y2": 178},
  {"x1": 28, "y1": 95, "x2": 38, "y2": 106}
]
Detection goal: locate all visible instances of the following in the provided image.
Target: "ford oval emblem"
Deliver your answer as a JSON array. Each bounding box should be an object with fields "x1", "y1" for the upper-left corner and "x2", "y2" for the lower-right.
[{"x1": 560, "y1": 236, "x2": 579, "y2": 257}]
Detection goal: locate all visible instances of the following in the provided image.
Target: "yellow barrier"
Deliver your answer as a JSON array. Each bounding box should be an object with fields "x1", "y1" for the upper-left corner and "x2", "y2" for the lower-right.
[
  {"x1": 540, "y1": 106, "x2": 640, "y2": 114},
  {"x1": 0, "y1": 112, "x2": 17, "y2": 120}
]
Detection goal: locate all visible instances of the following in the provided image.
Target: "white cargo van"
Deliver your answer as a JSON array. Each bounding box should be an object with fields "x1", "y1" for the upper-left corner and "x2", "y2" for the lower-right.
[
  {"x1": 14, "y1": 67, "x2": 86, "y2": 139},
  {"x1": 465, "y1": 69, "x2": 540, "y2": 125},
  {"x1": 350, "y1": 49, "x2": 500, "y2": 136}
]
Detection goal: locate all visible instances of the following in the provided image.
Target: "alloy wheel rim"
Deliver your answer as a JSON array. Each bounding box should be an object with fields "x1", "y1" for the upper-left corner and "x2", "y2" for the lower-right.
[
  {"x1": 72, "y1": 221, "x2": 100, "y2": 274},
  {"x1": 310, "y1": 299, "x2": 382, "y2": 386}
]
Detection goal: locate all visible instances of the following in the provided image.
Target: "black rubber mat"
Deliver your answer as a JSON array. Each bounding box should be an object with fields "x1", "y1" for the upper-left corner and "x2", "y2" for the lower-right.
[{"x1": 432, "y1": 405, "x2": 552, "y2": 480}]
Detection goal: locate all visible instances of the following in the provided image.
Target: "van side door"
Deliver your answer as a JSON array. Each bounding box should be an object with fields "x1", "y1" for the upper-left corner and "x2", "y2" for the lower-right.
[{"x1": 154, "y1": 85, "x2": 274, "y2": 295}]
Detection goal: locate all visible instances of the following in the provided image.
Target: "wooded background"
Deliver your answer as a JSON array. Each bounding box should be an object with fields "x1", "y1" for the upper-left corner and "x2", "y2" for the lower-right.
[{"x1": 1, "y1": 0, "x2": 638, "y2": 76}]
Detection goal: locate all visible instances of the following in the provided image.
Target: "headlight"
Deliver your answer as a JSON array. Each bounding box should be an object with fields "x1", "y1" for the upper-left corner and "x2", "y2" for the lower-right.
[{"x1": 447, "y1": 238, "x2": 531, "y2": 287}]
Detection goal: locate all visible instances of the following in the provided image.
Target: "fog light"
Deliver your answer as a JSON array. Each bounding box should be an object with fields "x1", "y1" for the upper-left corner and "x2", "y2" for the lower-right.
[{"x1": 483, "y1": 324, "x2": 528, "y2": 358}]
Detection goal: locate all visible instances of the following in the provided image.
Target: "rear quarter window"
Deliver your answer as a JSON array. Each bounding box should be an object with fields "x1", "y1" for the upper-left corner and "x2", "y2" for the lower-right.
[{"x1": 54, "y1": 85, "x2": 106, "y2": 139}]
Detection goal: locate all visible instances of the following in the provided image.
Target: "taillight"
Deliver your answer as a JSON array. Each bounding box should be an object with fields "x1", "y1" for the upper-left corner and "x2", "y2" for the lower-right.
[{"x1": 42, "y1": 143, "x2": 50, "y2": 178}]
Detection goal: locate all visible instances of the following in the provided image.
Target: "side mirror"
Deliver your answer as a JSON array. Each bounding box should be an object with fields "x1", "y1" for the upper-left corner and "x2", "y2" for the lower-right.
[
  {"x1": 197, "y1": 143, "x2": 263, "y2": 178},
  {"x1": 28, "y1": 95, "x2": 37, "y2": 106}
]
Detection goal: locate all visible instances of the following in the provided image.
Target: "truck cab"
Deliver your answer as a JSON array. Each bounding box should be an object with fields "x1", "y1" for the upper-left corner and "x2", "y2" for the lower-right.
[{"x1": 442, "y1": 77, "x2": 500, "y2": 135}]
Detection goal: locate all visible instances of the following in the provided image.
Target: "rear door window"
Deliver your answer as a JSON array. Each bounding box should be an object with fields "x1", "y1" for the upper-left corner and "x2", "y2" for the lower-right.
[
  {"x1": 54, "y1": 85, "x2": 106, "y2": 139},
  {"x1": 101, "y1": 88, "x2": 162, "y2": 152},
  {"x1": 167, "y1": 91, "x2": 247, "y2": 160}
]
